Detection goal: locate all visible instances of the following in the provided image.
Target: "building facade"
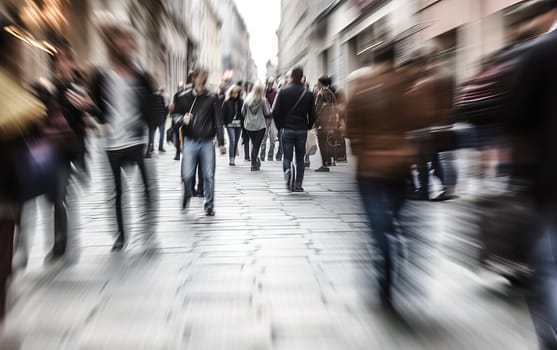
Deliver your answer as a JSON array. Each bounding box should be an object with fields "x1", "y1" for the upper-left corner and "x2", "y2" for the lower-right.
[{"x1": 277, "y1": 0, "x2": 529, "y2": 88}]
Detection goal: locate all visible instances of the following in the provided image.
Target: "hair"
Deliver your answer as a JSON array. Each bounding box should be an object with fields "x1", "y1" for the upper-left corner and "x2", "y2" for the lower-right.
[
  {"x1": 245, "y1": 82, "x2": 265, "y2": 106},
  {"x1": 291, "y1": 66, "x2": 304, "y2": 82},
  {"x1": 318, "y1": 75, "x2": 330, "y2": 86},
  {"x1": 191, "y1": 67, "x2": 208, "y2": 86},
  {"x1": 226, "y1": 85, "x2": 242, "y2": 100}
]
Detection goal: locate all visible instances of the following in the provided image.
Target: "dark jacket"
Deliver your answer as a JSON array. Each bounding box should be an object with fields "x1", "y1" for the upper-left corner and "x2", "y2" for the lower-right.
[
  {"x1": 222, "y1": 97, "x2": 244, "y2": 126},
  {"x1": 272, "y1": 82, "x2": 316, "y2": 131},
  {"x1": 508, "y1": 30, "x2": 557, "y2": 208},
  {"x1": 266, "y1": 88, "x2": 277, "y2": 110},
  {"x1": 152, "y1": 93, "x2": 168, "y2": 125},
  {"x1": 176, "y1": 89, "x2": 224, "y2": 146},
  {"x1": 89, "y1": 68, "x2": 156, "y2": 134}
]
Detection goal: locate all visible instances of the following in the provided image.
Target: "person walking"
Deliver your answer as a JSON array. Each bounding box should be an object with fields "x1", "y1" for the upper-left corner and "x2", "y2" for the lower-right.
[
  {"x1": 223, "y1": 85, "x2": 244, "y2": 166},
  {"x1": 314, "y1": 75, "x2": 338, "y2": 172},
  {"x1": 145, "y1": 87, "x2": 168, "y2": 158},
  {"x1": 261, "y1": 79, "x2": 278, "y2": 161},
  {"x1": 179, "y1": 68, "x2": 224, "y2": 216},
  {"x1": 272, "y1": 67, "x2": 316, "y2": 192},
  {"x1": 242, "y1": 82, "x2": 271, "y2": 171},
  {"x1": 89, "y1": 22, "x2": 158, "y2": 252},
  {"x1": 345, "y1": 48, "x2": 421, "y2": 307}
]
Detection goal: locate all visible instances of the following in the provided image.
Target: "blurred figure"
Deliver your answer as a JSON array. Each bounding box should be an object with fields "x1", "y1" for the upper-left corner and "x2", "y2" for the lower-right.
[
  {"x1": 334, "y1": 87, "x2": 348, "y2": 163},
  {"x1": 31, "y1": 42, "x2": 97, "y2": 263},
  {"x1": 405, "y1": 53, "x2": 456, "y2": 201},
  {"x1": 242, "y1": 82, "x2": 271, "y2": 171},
  {"x1": 179, "y1": 68, "x2": 224, "y2": 215},
  {"x1": 240, "y1": 81, "x2": 253, "y2": 162},
  {"x1": 314, "y1": 74, "x2": 338, "y2": 172},
  {"x1": 272, "y1": 67, "x2": 316, "y2": 192},
  {"x1": 505, "y1": 1, "x2": 557, "y2": 348},
  {"x1": 145, "y1": 87, "x2": 168, "y2": 157},
  {"x1": 346, "y1": 48, "x2": 419, "y2": 307},
  {"x1": 223, "y1": 85, "x2": 244, "y2": 166},
  {"x1": 261, "y1": 79, "x2": 278, "y2": 161},
  {"x1": 0, "y1": 11, "x2": 46, "y2": 326},
  {"x1": 170, "y1": 81, "x2": 186, "y2": 160},
  {"x1": 89, "y1": 23, "x2": 158, "y2": 252}
]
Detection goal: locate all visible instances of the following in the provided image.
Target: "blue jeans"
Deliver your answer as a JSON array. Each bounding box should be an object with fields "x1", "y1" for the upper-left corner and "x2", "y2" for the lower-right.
[
  {"x1": 281, "y1": 129, "x2": 308, "y2": 185},
  {"x1": 529, "y1": 220, "x2": 557, "y2": 349},
  {"x1": 358, "y1": 176, "x2": 406, "y2": 300},
  {"x1": 181, "y1": 138, "x2": 215, "y2": 209},
  {"x1": 227, "y1": 127, "x2": 242, "y2": 159}
]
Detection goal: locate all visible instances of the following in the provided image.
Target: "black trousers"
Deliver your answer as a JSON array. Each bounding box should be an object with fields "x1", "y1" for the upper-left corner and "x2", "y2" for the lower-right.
[
  {"x1": 247, "y1": 129, "x2": 266, "y2": 168},
  {"x1": 242, "y1": 128, "x2": 250, "y2": 160},
  {"x1": 106, "y1": 144, "x2": 153, "y2": 240},
  {"x1": 317, "y1": 129, "x2": 330, "y2": 167},
  {"x1": 0, "y1": 217, "x2": 15, "y2": 320},
  {"x1": 45, "y1": 161, "x2": 71, "y2": 256}
]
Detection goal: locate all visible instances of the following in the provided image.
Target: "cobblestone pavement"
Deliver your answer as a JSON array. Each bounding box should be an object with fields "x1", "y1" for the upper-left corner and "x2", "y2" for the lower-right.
[{"x1": 0, "y1": 141, "x2": 538, "y2": 349}]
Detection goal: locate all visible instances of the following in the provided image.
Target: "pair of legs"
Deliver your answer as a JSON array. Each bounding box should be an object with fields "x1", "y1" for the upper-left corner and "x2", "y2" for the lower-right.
[
  {"x1": 172, "y1": 125, "x2": 181, "y2": 160},
  {"x1": 147, "y1": 119, "x2": 167, "y2": 155},
  {"x1": 317, "y1": 129, "x2": 332, "y2": 169},
  {"x1": 242, "y1": 129, "x2": 250, "y2": 160},
  {"x1": 247, "y1": 129, "x2": 266, "y2": 170},
  {"x1": 181, "y1": 138, "x2": 215, "y2": 213},
  {"x1": 260, "y1": 118, "x2": 277, "y2": 161},
  {"x1": 107, "y1": 144, "x2": 156, "y2": 248},
  {"x1": 281, "y1": 129, "x2": 308, "y2": 189},
  {"x1": 44, "y1": 161, "x2": 72, "y2": 258},
  {"x1": 358, "y1": 176, "x2": 407, "y2": 303},
  {"x1": 227, "y1": 127, "x2": 242, "y2": 164},
  {"x1": 415, "y1": 151, "x2": 445, "y2": 198}
]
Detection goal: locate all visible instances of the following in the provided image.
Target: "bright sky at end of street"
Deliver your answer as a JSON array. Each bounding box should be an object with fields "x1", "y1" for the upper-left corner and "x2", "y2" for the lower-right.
[{"x1": 234, "y1": 0, "x2": 281, "y2": 81}]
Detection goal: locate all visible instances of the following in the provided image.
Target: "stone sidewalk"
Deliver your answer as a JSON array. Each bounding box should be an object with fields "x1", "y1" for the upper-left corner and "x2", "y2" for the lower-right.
[{"x1": 0, "y1": 142, "x2": 538, "y2": 349}]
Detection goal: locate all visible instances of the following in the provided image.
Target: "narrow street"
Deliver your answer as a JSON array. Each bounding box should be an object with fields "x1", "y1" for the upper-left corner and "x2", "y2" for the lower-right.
[{"x1": 1, "y1": 141, "x2": 537, "y2": 349}]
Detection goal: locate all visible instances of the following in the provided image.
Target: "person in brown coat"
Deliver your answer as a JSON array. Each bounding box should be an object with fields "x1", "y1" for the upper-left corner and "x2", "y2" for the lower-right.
[{"x1": 345, "y1": 48, "x2": 423, "y2": 307}]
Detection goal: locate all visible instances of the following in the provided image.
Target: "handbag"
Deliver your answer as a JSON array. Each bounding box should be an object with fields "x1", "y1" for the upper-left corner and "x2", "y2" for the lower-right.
[{"x1": 306, "y1": 128, "x2": 318, "y2": 156}]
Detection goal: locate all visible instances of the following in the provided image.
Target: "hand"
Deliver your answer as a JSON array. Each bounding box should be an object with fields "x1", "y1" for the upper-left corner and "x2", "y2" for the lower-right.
[
  {"x1": 66, "y1": 90, "x2": 93, "y2": 111},
  {"x1": 219, "y1": 146, "x2": 226, "y2": 155}
]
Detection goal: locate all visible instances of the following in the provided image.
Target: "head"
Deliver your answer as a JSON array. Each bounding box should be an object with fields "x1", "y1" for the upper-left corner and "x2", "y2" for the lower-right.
[
  {"x1": 218, "y1": 84, "x2": 226, "y2": 97},
  {"x1": 317, "y1": 75, "x2": 330, "y2": 90},
  {"x1": 177, "y1": 81, "x2": 185, "y2": 92},
  {"x1": 290, "y1": 67, "x2": 304, "y2": 83},
  {"x1": 159, "y1": 87, "x2": 165, "y2": 94},
  {"x1": 226, "y1": 85, "x2": 242, "y2": 99},
  {"x1": 191, "y1": 67, "x2": 208, "y2": 92},
  {"x1": 101, "y1": 23, "x2": 137, "y2": 67},
  {"x1": 51, "y1": 41, "x2": 75, "y2": 84},
  {"x1": 245, "y1": 82, "x2": 265, "y2": 105}
]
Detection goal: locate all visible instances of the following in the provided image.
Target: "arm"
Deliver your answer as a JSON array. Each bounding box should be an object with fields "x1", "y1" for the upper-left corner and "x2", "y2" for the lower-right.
[
  {"x1": 307, "y1": 92, "x2": 317, "y2": 129},
  {"x1": 272, "y1": 90, "x2": 283, "y2": 130},
  {"x1": 213, "y1": 96, "x2": 225, "y2": 147}
]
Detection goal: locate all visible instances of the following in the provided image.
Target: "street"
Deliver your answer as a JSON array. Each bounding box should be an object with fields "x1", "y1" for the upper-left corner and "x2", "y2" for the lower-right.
[{"x1": 0, "y1": 141, "x2": 537, "y2": 350}]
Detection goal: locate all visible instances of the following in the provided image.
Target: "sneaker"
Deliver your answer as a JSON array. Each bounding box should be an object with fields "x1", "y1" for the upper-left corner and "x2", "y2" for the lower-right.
[
  {"x1": 159, "y1": 147, "x2": 166, "y2": 152},
  {"x1": 292, "y1": 185, "x2": 304, "y2": 192},
  {"x1": 229, "y1": 158, "x2": 235, "y2": 166},
  {"x1": 195, "y1": 191, "x2": 204, "y2": 198},
  {"x1": 205, "y1": 207, "x2": 215, "y2": 216},
  {"x1": 315, "y1": 166, "x2": 330, "y2": 172},
  {"x1": 111, "y1": 235, "x2": 125, "y2": 252}
]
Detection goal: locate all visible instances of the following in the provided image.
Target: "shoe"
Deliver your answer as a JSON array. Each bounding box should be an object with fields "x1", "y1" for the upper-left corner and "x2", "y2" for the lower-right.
[
  {"x1": 284, "y1": 169, "x2": 292, "y2": 190},
  {"x1": 260, "y1": 157, "x2": 266, "y2": 162},
  {"x1": 44, "y1": 251, "x2": 64, "y2": 264},
  {"x1": 292, "y1": 185, "x2": 304, "y2": 192},
  {"x1": 229, "y1": 159, "x2": 235, "y2": 166},
  {"x1": 205, "y1": 207, "x2": 215, "y2": 216},
  {"x1": 195, "y1": 191, "x2": 204, "y2": 198},
  {"x1": 159, "y1": 147, "x2": 166, "y2": 152},
  {"x1": 182, "y1": 195, "x2": 190, "y2": 210},
  {"x1": 111, "y1": 235, "x2": 125, "y2": 251},
  {"x1": 144, "y1": 153, "x2": 152, "y2": 159},
  {"x1": 408, "y1": 191, "x2": 429, "y2": 201},
  {"x1": 430, "y1": 192, "x2": 459, "y2": 202},
  {"x1": 315, "y1": 166, "x2": 330, "y2": 172},
  {"x1": 244, "y1": 158, "x2": 251, "y2": 162},
  {"x1": 174, "y1": 156, "x2": 180, "y2": 161},
  {"x1": 305, "y1": 162, "x2": 310, "y2": 169},
  {"x1": 251, "y1": 167, "x2": 258, "y2": 171}
]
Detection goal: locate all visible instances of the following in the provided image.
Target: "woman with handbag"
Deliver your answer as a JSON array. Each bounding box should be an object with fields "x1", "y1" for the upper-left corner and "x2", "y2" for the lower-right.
[{"x1": 0, "y1": 12, "x2": 46, "y2": 327}]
